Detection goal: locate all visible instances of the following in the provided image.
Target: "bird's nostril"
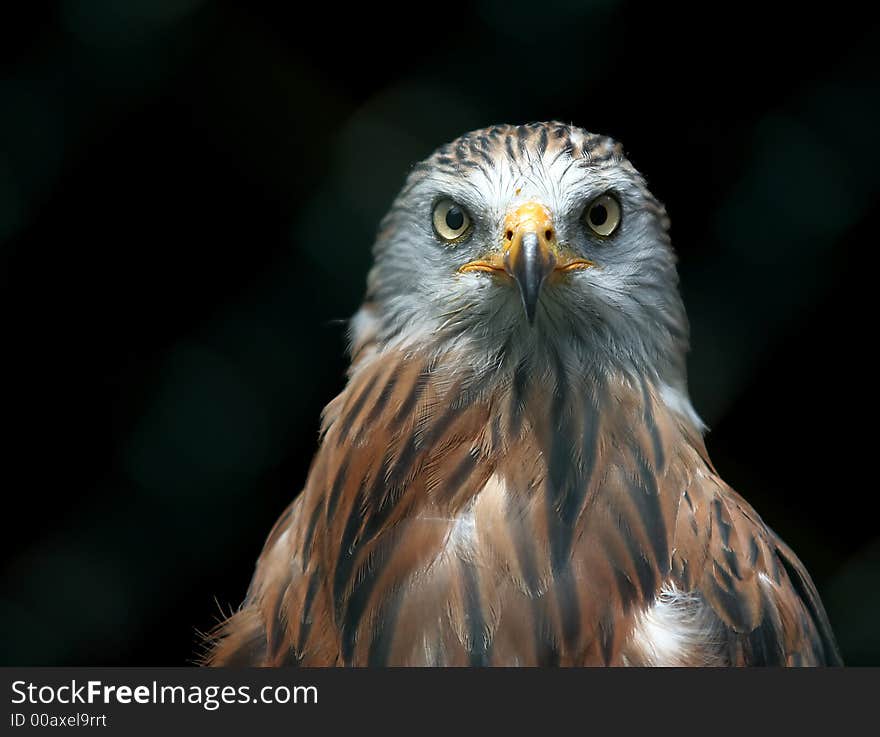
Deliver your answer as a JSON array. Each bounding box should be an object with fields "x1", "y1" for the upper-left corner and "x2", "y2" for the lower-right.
[
  {"x1": 545, "y1": 229, "x2": 554, "y2": 241},
  {"x1": 506, "y1": 229, "x2": 514, "y2": 241}
]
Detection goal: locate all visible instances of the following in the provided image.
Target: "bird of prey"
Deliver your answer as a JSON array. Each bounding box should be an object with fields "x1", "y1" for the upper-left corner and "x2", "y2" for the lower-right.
[{"x1": 206, "y1": 122, "x2": 841, "y2": 666}]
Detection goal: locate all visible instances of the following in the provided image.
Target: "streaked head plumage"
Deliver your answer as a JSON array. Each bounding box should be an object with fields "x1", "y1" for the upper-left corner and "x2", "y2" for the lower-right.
[{"x1": 356, "y1": 121, "x2": 690, "y2": 396}]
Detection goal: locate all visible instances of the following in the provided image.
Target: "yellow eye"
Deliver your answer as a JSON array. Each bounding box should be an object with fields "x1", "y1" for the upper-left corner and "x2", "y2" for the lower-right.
[
  {"x1": 584, "y1": 194, "x2": 621, "y2": 237},
  {"x1": 432, "y1": 199, "x2": 472, "y2": 242}
]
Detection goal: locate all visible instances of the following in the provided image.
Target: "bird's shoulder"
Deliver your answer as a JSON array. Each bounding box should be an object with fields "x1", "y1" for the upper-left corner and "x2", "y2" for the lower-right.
[
  {"x1": 648, "y1": 466, "x2": 843, "y2": 665},
  {"x1": 204, "y1": 491, "x2": 339, "y2": 666}
]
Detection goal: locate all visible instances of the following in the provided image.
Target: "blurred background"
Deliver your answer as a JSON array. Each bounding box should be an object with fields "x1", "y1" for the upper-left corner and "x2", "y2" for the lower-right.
[{"x1": 2, "y1": 1, "x2": 878, "y2": 665}]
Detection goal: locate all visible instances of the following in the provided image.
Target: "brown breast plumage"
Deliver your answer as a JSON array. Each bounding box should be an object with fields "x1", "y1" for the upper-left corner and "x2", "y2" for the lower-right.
[{"x1": 205, "y1": 343, "x2": 840, "y2": 667}]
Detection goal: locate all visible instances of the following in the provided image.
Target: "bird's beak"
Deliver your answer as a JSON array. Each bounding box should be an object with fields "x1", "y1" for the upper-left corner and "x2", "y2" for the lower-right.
[
  {"x1": 503, "y1": 213, "x2": 556, "y2": 325},
  {"x1": 459, "y1": 201, "x2": 594, "y2": 325}
]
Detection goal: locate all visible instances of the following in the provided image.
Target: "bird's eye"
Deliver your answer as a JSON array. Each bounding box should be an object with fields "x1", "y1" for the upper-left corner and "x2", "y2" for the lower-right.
[
  {"x1": 584, "y1": 194, "x2": 621, "y2": 237},
  {"x1": 432, "y1": 199, "x2": 472, "y2": 242}
]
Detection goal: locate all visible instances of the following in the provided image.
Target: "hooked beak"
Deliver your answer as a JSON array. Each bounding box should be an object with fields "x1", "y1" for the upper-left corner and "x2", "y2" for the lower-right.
[
  {"x1": 504, "y1": 229, "x2": 555, "y2": 324},
  {"x1": 458, "y1": 201, "x2": 594, "y2": 325}
]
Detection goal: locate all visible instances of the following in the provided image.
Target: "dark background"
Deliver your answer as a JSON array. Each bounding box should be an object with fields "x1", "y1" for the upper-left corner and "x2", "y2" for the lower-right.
[{"x1": 2, "y1": 1, "x2": 878, "y2": 666}]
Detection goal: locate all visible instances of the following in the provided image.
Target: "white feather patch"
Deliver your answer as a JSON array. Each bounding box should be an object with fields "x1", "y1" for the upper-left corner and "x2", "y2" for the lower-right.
[
  {"x1": 625, "y1": 584, "x2": 725, "y2": 666},
  {"x1": 658, "y1": 382, "x2": 707, "y2": 433}
]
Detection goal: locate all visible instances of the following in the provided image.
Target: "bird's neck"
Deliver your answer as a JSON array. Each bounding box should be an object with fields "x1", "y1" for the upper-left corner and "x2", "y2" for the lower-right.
[
  {"x1": 320, "y1": 343, "x2": 708, "y2": 510},
  {"x1": 305, "y1": 341, "x2": 714, "y2": 656},
  {"x1": 347, "y1": 301, "x2": 696, "y2": 431}
]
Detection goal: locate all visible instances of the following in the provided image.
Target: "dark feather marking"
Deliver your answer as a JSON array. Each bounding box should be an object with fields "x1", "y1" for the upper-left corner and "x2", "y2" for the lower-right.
[
  {"x1": 713, "y1": 499, "x2": 733, "y2": 549},
  {"x1": 537, "y1": 126, "x2": 548, "y2": 156},
  {"x1": 598, "y1": 611, "x2": 615, "y2": 665},
  {"x1": 359, "y1": 453, "x2": 407, "y2": 552},
  {"x1": 587, "y1": 154, "x2": 615, "y2": 168},
  {"x1": 438, "y1": 449, "x2": 479, "y2": 503},
  {"x1": 533, "y1": 599, "x2": 562, "y2": 668},
  {"x1": 341, "y1": 583, "x2": 371, "y2": 664},
  {"x1": 504, "y1": 135, "x2": 517, "y2": 164},
  {"x1": 724, "y1": 547, "x2": 743, "y2": 580},
  {"x1": 674, "y1": 555, "x2": 691, "y2": 588},
  {"x1": 387, "y1": 395, "x2": 461, "y2": 493},
  {"x1": 710, "y1": 570, "x2": 748, "y2": 628},
  {"x1": 609, "y1": 560, "x2": 640, "y2": 611},
  {"x1": 490, "y1": 413, "x2": 502, "y2": 453},
  {"x1": 338, "y1": 371, "x2": 381, "y2": 444},
  {"x1": 333, "y1": 485, "x2": 366, "y2": 618},
  {"x1": 471, "y1": 161, "x2": 492, "y2": 180},
  {"x1": 363, "y1": 367, "x2": 400, "y2": 429},
  {"x1": 296, "y1": 570, "x2": 321, "y2": 655},
  {"x1": 627, "y1": 454, "x2": 670, "y2": 574},
  {"x1": 632, "y1": 551, "x2": 657, "y2": 601},
  {"x1": 778, "y1": 551, "x2": 843, "y2": 665},
  {"x1": 333, "y1": 450, "x2": 393, "y2": 619},
  {"x1": 507, "y1": 501, "x2": 542, "y2": 594},
  {"x1": 683, "y1": 487, "x2": 694, "y2": 512},
  {"x1": 548, "y1": 382, "x2": 600, "y2": 570},
  {"x1": 508, "y1": 358, "x2": 529, "y2": 437},
  {"x1": 301, "y1": 500, "x2": 323, "y2": 559},
  {"x1": 536, "y1": 639, "x2": 561, "y2": 666},
  {"x1": 615, "y1": 518, "x2": 657, "y2": 599},
  {"x1": 324, "y1": 456, "x2": 350, "y2": 522},
  {"x1": 340, "y1": 526, "x2": 400, "y2": 664},
  {"x1": 554, "y1": 565, "x2": 582, "y2": 654},
  {"x1": 714, "y1": 563, "x2": 737, "y2": 594},
  {"x1": 367, "y1": 585, "x2": 404, "y2": 666},
  {"x1": 748, "y1": 536, "x2": 760, "y2": 567},
  {"x1": 386, "y1": 434, "x2": 420, "y2": 493},
  {"x1": 277, "y1": 646, "x2": 301, "y2": 666},
  {"x1": 268, "y1": 582, "x2": 291, "y2": 659},
  {"x1": 546, "y1": 360, "x2": 580, "y2": 572},
  {"x1": 392, "y1": 365, "x2": 430, "y2": 428},
  {"x1": 745, "y1": 586, "x2": 785, "y2": 665},
  {"x1": 475, "y1": 144, "x2": 494, "y2": 168},
  {"x1": 516, "y1": 126, "x2": 529, "y2": 155},
  {"x1": 640, "y1": 377, "x2": 665, "y2": 472},
  {"x1": 531, "y1": 598, "x2": 560, "y2": 666},
  {"x1": 461, "y1": 561, "x2": 491, "y2": 666}
]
